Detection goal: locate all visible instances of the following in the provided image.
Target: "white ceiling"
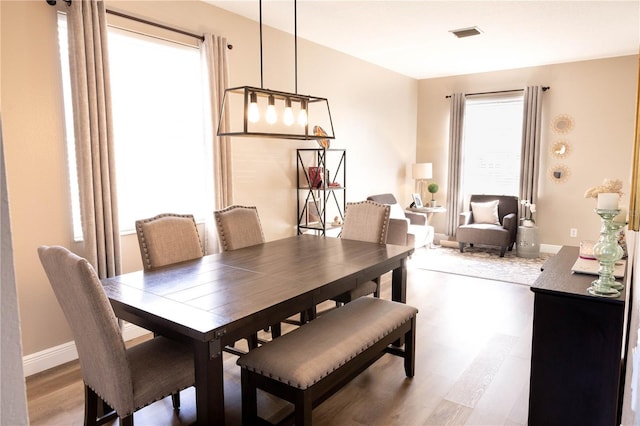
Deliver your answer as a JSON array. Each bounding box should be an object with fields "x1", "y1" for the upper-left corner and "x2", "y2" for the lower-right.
[{"x1": 206, "y1": 0, "x2": 640, "y2": 79}]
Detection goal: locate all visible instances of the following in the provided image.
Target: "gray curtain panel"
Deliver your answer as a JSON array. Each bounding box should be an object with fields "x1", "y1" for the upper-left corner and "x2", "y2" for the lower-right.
[
  {"x1": 446, "y1": 93, "x2": 465, "y2": 238},
  {"x1": 1, "y1": 115, "x2": 29, "y2": 426},
  {"x1": 202, "y1": 33, "x2": 231, "y2": 254},
  {"x1": 67, "y1": 0, "x2": 121, "y2": 278},
  {"x1": 520, "y1": 86, "x2": 544, "y2": 208}
]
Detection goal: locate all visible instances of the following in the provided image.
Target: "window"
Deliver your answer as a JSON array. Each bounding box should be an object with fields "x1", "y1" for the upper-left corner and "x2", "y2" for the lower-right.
[
  {"x1": 461, "y1": 93, "x2": 524, "y2": 199},
  {"x1": 58, "y1": 13, "x2": 209, "y2": 240}
]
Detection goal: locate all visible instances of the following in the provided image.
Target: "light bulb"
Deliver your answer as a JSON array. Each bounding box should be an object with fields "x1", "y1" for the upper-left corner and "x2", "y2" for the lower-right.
[
  {"x1": 266, "y1": 94, "x2": 277, "y2": 124},
  {"x1": 297, "y1": 99, "x2": 308, "y2": 126},
  {"x1": 248, "y1": 92, "x2": 259, "y2": 123},
  {"x1": 283, "y1": 98, "x2": 294, "y2": 126}
]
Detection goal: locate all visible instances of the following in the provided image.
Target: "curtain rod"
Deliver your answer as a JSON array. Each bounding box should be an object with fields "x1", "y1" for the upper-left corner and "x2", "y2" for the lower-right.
[
  {"x1": 445, "y1": 86, "x2": 549, "y2": 99},
  {"x1": 46, "y1": 0, "x2": 232, "y2": 49},
  {"x1": 106, "y1": 9, "x2": 207, "y2": 43}
]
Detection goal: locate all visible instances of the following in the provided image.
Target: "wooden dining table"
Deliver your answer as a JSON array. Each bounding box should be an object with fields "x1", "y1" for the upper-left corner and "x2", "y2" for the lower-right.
[{"x1": 101, "y1": 234, "x2": 414, "y2": 425}]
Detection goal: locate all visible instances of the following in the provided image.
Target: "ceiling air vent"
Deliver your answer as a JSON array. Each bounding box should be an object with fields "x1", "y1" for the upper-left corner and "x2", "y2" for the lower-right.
[{"x1": 450, "y1": 26, "x2": 482, "y2": 38}]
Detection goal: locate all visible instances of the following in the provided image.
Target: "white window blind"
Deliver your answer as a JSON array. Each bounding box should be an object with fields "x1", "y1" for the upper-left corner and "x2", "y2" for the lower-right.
[
  {"x1": 58, "y1": 14, "x2": 209, "y2": 239},
  {"x1": 461, "y1": 93, "x2": 524, "y2": 199}
]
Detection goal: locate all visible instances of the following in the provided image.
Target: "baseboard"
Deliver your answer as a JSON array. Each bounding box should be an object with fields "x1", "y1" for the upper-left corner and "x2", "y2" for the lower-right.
[
  {"x1": 23, "y1": 323, "x2": 150, "y2": 377},
  {"x1": 540, "y1": 244, "x2": 562, "y2": 254}
]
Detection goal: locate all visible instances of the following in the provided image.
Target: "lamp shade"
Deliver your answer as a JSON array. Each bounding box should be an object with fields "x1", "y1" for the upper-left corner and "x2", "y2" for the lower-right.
[{"x1": 412, "y1": 163, "x2": 433, "y2": 180}]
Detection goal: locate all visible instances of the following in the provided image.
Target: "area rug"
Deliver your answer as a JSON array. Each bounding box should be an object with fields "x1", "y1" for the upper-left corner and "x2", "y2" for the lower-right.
[{"x1": 410, "y1": 245, "x2": 552, "y2": 286}]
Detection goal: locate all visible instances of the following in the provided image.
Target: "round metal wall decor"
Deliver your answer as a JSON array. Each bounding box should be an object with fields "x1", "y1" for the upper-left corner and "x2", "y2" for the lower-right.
[
  {"x1": 551, "y1": 114, "x2": 575, "y2": 134},
  {"x1": 551, "y1": 140, "x2": 571, "y2": 159},
  {"x1": 549, "y1": 164, "x2": 571, "y2": 183}
]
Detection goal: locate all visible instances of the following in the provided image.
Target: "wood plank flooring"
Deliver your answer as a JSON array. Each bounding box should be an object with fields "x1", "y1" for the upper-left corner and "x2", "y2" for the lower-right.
[{"x1": 26, "y1": 258, "x2": 534, "y2": 425}]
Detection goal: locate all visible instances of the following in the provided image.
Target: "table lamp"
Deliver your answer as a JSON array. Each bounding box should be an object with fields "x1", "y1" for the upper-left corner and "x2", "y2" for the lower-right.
[{"x1": 412, "y1": 163, "x2": 432, "y2": 199}]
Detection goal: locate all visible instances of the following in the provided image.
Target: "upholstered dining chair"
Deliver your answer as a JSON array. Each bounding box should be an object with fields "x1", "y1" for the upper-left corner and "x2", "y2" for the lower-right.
[
  {"x1": 135, "y1": 213, "x2": 204, "y2": 270},
  {"x1": 38, "y1": 245, "x2": 194, "y2": 426},
  {"x1": 214, "y1": 205, "x2": 265, "y2": 252},
  {"x1": 331, "y1": 200, "x2": 391, "y2": 305},
  {"x1": 136, "y1": 212, "x2": 259, "y2": 353},
  {"x1": 214, "y1": 205, "x2": 283, "y2": 339}
]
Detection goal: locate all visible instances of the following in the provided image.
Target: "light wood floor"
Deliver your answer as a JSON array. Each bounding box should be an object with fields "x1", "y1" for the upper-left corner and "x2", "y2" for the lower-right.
[{"x1": 26, "y1": 261, "x2": 533, "y2": 425}]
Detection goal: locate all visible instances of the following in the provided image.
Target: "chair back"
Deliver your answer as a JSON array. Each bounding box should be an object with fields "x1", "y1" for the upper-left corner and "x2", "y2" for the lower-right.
[
  {"x1": 469, "y1": 194, "x2": 519, "y2": 223},
  {"x1": 37, "y1": 245, "x2": 134, "y2": 411},
  {"x1": 341, "y1": 200, "x2": 390, "y2": 244},
  {"x1": 135, "y1": 213, "x2": 204, "y2": 270},
  {"x1": 214, "y1": 205, "x2": 265, "y2": 251},
  {"x1": 366, "y1": 193, "x2": 399, "y2": 206}
]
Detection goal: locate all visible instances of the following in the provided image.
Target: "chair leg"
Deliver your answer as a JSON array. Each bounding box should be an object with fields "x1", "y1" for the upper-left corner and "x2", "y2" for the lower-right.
[
  {"x1": 84, "y1": 385, "x2": 99, "y2": 426},
  {"x1": 500, "y1": 247, "x2": 506, "y2": 257},
  {"x1": 120, "y1": 414, "x2": 134, "y2": 426},
  {"x1": 459, "y1": 242, "x2": 465, "y2": 253},
  {"x1": 171, "y1": 392, "x2": 180, "y2": 410},
  {"x1": 373, "y1": 277, "x2": 381, "y2": 298},
  {"x1": 247, "y1": 333, "x2": 259, "y2": 349},
  {"x1": 270, "y1": 323, "x2": 282, "y2": 338},
  {"x1": 84, "y1": 385, "x2": 117, "y2": 426}
]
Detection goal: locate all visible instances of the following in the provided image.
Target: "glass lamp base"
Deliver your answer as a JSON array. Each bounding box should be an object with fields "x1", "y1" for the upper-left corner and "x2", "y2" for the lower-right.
[{"x1": 587, "y1": 282, "x2": 620, "y2": 298}]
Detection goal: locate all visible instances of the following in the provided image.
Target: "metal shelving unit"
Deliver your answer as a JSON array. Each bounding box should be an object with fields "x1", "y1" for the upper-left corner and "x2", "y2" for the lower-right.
[{"x1": 296, "y1": 149, "x2": 346, "y2": 236}]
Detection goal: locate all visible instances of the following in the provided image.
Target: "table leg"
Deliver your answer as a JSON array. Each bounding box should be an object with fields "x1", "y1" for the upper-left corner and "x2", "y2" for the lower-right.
[
  {"x1": 194, "y1": 340, "x2": 225, "y2": 425},
  {"x1": 391, "y1": 258, "x2": 407, "y2": 304}
]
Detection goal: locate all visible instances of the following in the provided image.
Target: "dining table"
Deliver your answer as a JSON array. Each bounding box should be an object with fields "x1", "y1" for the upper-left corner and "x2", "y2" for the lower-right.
[{"x1": 101, "y1": 234, "x2": 414, "y2": 425}]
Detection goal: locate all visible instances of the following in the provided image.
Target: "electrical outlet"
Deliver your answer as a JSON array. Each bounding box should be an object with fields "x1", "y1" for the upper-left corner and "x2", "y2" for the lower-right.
[{"x1": 570, "y1": 228, "x2": 578, "y2": 238}]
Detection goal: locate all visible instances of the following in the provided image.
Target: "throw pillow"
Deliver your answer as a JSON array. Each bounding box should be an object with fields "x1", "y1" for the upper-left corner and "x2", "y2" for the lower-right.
[
  {"x1": 471, "y1": 200, "x2": 500, "y2": 225},
  {"x1": 388, "y1": 203, "x2": 406, "y2": 220}
]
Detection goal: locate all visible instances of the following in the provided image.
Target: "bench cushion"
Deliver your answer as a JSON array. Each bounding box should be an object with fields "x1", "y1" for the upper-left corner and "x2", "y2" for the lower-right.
[{"x1": 237, "y1": 297, "x2": 418, "y2": 390}]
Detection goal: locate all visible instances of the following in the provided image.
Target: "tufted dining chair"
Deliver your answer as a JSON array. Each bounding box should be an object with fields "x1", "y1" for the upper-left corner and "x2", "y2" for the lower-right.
[
  {"x1": 214, "y1": 205, "x2": 283, "y2": 340},
  {"x1": 38, "y1": 245, "x2": 194, "y2": 426},
  {"x1": 136, "y1": 212, "x2": 258, "y2": 353},
  {"x1": 331, "y1": 200, "x2": 391, "y2": 305},
  {"x1": 214, "y1": 205, "x2": 265, "y2": 252},
  {"x1": 135, "y1": 213, "x2": 204, "y2": 270}
]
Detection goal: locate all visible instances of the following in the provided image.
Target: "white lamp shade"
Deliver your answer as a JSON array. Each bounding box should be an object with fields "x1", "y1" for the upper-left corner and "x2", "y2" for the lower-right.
[{"x1": 412, "y1": 163, "x2": 433, "y2": 180}]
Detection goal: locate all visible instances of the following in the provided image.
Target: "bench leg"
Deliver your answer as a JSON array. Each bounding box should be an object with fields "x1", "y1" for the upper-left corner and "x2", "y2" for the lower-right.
[
  {"x1": 404, "y1": 316, "x2": 416, "y2": 378},
  {"x1": 294, "y1": 390, "x2": 313, "y2": 426},
  {"x1": 240, "y1": 370, "x2": 258, "y2": 426}
]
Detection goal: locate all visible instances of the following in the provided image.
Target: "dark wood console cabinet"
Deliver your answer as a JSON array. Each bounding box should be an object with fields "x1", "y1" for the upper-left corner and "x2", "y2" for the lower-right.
[{"x1": 529, "y1": 246, "x2": 626, "y2": 426}]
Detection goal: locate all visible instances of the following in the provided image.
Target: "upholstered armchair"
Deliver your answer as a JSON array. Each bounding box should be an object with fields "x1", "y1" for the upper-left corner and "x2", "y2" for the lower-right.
[
  {"x1": 457, "y1": 194, "x2": 519, "y2": 257},
  {"x1": 367, "y1": 193, "x2": 433, "y2": 248}
]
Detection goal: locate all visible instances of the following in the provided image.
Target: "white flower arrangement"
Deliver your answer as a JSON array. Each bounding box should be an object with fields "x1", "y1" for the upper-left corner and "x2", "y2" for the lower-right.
[
  {"x1": 520, "y1": 199, "x2": 536, "y2": 224},
  {"x1": 584, "y1": 178, "x2": 624, "y2": 199}
]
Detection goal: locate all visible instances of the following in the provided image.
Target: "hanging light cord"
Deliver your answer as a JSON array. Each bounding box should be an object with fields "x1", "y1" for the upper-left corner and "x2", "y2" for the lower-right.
[
  {"x1": 258, "y1": 0, "x2": 298, "y2": 93},
  {"x1": 294, "y1": 0, "x2": 298, "y2": 94},
  {"x1": 259, "y1": 0, "x2": 264, "y2": 89}
]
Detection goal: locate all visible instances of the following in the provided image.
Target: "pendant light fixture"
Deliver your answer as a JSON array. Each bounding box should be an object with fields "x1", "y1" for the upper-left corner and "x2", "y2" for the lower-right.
[{"x1": 217, "y1": 0, "x2": 335, "y2": 141}]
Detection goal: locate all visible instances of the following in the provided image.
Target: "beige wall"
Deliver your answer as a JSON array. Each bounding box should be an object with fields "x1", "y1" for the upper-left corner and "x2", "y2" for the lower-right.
[
  {"x1": 418, "y1": 56, "x2": 639, "y2": 246},
  {"x1": 0, "y1": 1, "x2": 417, "y2": 357}
]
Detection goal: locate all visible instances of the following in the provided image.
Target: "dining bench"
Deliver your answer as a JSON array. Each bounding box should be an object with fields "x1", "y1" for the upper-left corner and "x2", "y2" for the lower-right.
[{"x1": 236, "y1": 297, "x2": 418, "y2": 425}]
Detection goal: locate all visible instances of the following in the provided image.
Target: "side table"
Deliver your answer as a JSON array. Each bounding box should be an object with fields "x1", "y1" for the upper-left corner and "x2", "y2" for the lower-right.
[
  {"x1": 406, "y1": 206, "x2": 446, "y2": 222},
  {"x1": 406, "y1": 206, "x2": 446, "y2": 247},
  {"x1": 516, "y1": 225, "x2": 540, "y2": 258}
]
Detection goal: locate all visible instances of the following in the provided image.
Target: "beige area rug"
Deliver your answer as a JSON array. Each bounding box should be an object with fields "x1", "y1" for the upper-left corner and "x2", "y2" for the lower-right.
[{"x1": 410, "y1": 244, "x2": 553, "y2": 286}]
